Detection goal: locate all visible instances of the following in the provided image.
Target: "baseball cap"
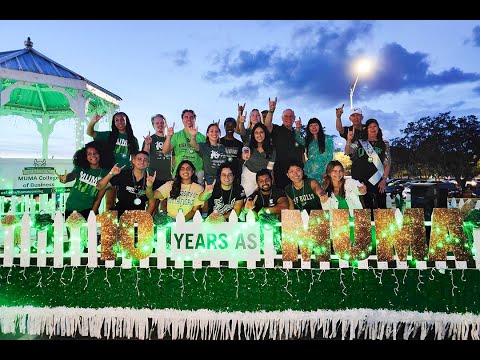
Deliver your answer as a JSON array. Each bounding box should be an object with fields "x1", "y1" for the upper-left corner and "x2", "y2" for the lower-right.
[{"x1": 350, "y1": 107, "x2": 362, "y2": 115}]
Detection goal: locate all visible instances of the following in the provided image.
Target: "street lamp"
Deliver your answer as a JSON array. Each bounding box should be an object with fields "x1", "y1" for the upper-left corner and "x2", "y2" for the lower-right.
[{"x1": 350, "y1": 58, "x2": 373, "y2": 109}]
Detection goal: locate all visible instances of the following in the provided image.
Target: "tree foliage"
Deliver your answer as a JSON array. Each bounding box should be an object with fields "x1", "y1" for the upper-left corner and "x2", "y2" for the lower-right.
[{"x1": 390, "y1": 112, "x2": 480, "y2": 189}]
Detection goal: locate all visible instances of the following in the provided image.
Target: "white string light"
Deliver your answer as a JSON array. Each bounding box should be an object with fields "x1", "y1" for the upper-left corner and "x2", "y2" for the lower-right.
[
  {"x1": 19, "y1": 267, "x2": 27, "y2": 280},
  {"x1": 117, "y1": 267, "x2": 122, "y2": 283},
  {"x1": 308, "y1": 269, "x2": 314, "y2": 293},
  {"x1": 352, "y1": 267, "x2": 356, "y2": 281},
  {"x1": 157, "y1": 269, "x2": 163, "y2": 288},
  {"x1": 46, "y1": 266, "x2": 55, "y2": 281},
  {"x1": 192, "y1": 268, "x2": 198, "y2": 282},
  {"x1": 104, "y1": 268, "x2": 111, "y2": 288},
  {"x1": 339, "y1": 268, "x2": 347, "y2": 299},
  {"x1": 450, "y1": 270, "x2": 458, "y2": 296},
  {"x1": 70, "y1": 266, "x2": 76, "y2": 283},
  {"x1": 35, "y1": 267, "x2": 43, "y2": 290},
  {"x1": 402, "y1": 267, "x2": 408, "y2": 284},
  {"x1": 6, "y1": 267, "x2": 12, "y2": 284},
  {"x1": 416, "y1": 270, "x2": 424, "y2": 292},
  {"x1": 217, "y1": 268, "x2": 224, "y2": 283},
  {"x1": 317, "y1": 269, "x2": 324, "y2": 282},
  {"x1": 83, "y1": 266, "x2": 94, "y2": 290},
  {"x1": 60, "y1": 266, "x2": 67, "y2": 286},
  {"x1": 235, "y1": 268, "x2": 239, "y2": 298},
  {"x1": 461, "y1": 269, "x2": 466, "y2": 282},
  {"x1": 391, "y1": 269, "x2": 399, "y2": 296},
  {"x1": 135, "y1": 267, "x2": 140, "y2": 296},
  {"x1": 147, "y1": 268, "x2": 151, "y2": 278},
  {"x1": 180, "y1": 268, "x2": 185, "y2": 298},
  {"x1": 278, "y1": 267, "x2": 293, "y2": 298},
  {"x1": 296, "y1": 269, "x2": 300, "y2": 283},
  {"x1": 261, "y1": 268, "x2": 268, "y2": 287},
  {"x1": 202, "y1": 266, "x2": 209, "y2": 291},
  {"x1": 429, "y1": 268, "x2": 435, "y2": 280},
  {"x1": 248, "y1": 269, "x2": 255, "y2": 280}
]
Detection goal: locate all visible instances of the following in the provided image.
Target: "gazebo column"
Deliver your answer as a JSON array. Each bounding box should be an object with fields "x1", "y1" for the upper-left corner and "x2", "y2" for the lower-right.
[{"x1": 40, "y1": 114, "x2": 54, "y2": 159}]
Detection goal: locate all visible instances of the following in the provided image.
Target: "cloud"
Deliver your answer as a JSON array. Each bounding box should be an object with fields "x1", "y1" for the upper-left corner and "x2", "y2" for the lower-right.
[
  {"x1": 162, "y1": 49, "x2": 190, "y2": 67},
  {"x1": 204, "y1": 48, "x2": 276, "y2": 82},
  {"x1": 173, "y1": 49, "x2": 189, "y2": 66},
  {"x1": 205, "y1": 21, "x2": 480, "y2": 106},
  {"x1": 472, "y1": 25, "x2": 480, "y2": 47}
]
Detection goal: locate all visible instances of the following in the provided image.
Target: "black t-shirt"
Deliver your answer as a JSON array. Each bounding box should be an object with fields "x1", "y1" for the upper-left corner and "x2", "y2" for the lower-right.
[
  {"x1": 220, "y1": 136, "x2": 244, "y2": 176},
  {"x1": 271, "y1": 124, "x2": 305, "y2": 165},
  {"x1": 339, "y1": 125, "x2": 365, "y2": 141},
  {"x1": 249, "y1": 187, "x2": 287, "y2": 213},
  {"x1": 110, "y1": 169, "x2": 161, "y2": 216},
  {"x1": 350, "y1": 140, "x2": 387, "y2": 183},
  {"x1": 209, "y1": 183, "x2": 246, "y2": 215}
]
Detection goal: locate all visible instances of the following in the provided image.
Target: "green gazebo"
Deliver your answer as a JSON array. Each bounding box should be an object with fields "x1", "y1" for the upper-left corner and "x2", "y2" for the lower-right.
[{"x1": 0, "y1": 37, "x2": 122, "y2": 158}]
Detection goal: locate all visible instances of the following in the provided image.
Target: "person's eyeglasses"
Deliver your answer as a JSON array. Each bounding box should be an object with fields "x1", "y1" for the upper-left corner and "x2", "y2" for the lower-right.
[{"x1": 221, "y1": 173, "x2": 234, "y2": 178}]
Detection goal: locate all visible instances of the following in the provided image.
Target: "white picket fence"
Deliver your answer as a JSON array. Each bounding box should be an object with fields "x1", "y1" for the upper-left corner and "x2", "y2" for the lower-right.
[
  {"x1": 0, "y1": 210, "x2": 278, "y2": 270},
  {"x1": 1, "y1": 206, "x2": 480, "y2": 271}
]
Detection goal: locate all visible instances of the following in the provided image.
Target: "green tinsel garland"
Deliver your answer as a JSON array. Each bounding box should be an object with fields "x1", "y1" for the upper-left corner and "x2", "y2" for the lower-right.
[
  {"x1": 463, "y1": 209, "x2": 480, "y2": 244},
  {"x1": 464, "y1": 209, "x2": 480, "y2": 228},
  {"x1": 33, "y1": 212, "x2": 54, "y2": 231},
  {"x1": 153, "y1": 212, "x2": 174, "y2": 228},
  {"x1": 1, "y1": 267, "x2": 480, "y2": 314}
]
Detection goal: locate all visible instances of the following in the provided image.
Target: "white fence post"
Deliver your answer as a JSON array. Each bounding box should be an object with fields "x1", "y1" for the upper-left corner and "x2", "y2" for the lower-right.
[
  {"x1": 19, "y1": 212, "x2": 31, "y2": 267},
  {"x1": 53, "y1": 212, "x2": 64, "y2": 268},
  {"x1": 87, "y1": 211, "x2": 98, "y2": 268}
]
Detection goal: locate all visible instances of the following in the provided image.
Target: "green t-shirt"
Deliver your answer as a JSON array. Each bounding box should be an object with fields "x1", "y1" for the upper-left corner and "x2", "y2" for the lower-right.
[
  {"x1": 284, "y1": 178, "x2": 322, "y2": 212},
  {"x1": 65, "y1": 166, "x2": 108, "y2": 212},
  {"x1": 198, "y1": 142, "x2": 227, "y2": 177},
  {"x1": 95, "y1": 131, "x2": 139, "y2": 170},
  {"x1": 335, "y1": 194, "x2": 349, "y2": 209},
  {"x1": 170, "y1": 130, "x2": 206, "y2": 173}
]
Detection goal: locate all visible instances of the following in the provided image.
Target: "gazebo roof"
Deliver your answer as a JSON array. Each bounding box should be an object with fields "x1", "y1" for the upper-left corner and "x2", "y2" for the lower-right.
[
  {"x1": 0, "y1": 37, "x2": 121, "y2": 101},
  {"x1": 0, "y1": 37, "x2": 122, "y2": 158}
]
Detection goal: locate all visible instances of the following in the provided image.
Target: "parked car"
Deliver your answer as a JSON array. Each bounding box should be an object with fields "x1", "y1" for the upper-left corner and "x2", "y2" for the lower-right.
[{"x1": 386, "y1": 179, "x2": 409, "y2": 198}]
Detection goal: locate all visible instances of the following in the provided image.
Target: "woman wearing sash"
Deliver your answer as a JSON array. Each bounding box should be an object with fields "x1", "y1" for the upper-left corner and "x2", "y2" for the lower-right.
[{"x1": 344, "y1": 118, "x2": 391, "y2": 211}]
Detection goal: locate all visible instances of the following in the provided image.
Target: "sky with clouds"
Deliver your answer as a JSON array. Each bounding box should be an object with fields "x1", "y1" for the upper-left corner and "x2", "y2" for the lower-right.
[{"x1": 0, "y1": 20, "x2": 479, "y2": 158}]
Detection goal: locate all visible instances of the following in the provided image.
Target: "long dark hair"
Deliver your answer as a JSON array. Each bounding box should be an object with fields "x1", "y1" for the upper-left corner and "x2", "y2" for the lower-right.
[
  {"x1": 249, "y1": 123, "x2": 274, "y2": 159},
  {"x1": 107, "y1": 112, "x2": 138, "y2": 154},
  {"x1": 305, "y1": 117, "x2": 326, "y2": 157},
  {"x1": 170, "y1": 160, "x2": 198, "y2": 199},
  {"x1": 360, "y1": 118, "x2": 384, "y2": 141},
  {"x1": 73, "y1": 141, "x2": 112, "y2": 170},
  {"x1": 205, "y1": 123, "x2": 221, "y2": 147},
  {"x1": 322, "y1": 160, "x2": 345, "y2": 198}
]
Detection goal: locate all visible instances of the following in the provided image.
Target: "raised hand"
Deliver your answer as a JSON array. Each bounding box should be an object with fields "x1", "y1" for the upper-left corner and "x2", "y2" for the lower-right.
[
  {"x1": 239, "y1": 110, "x2": 246, "y2": 124},
  {"x1": 143, "y1": 131, "x2": 152, "y2": 145},
  {"x1": 295, "y1": 117, "x2": 302, "y2": 130},
  {"x1": 241, "y1": 147, "x2": 250, "y2": 161},
  {"x1": 268, "y1": 97, "x2": 277, "y2": 112},
  {"x1": 110, "y1": 163, "x2": 126, "y2": 176},
  {"x1": 56, "y1": 169, "x2": 68, "y2": 183},
  {"x1": 238, "y1": 103, "x2": 246, "y2": 114},
  {"x1": 347, "y1": 127, "x2": 355, "y2": 142},
  {"x1": 245, "y1": 195, "x2": 258, "y2": 210},
  {"x1": 146, "y1": 170, "x2": 157, "y2": 188},
  {"x1": 336, "y1": 104, "x2": 344, "y2": 118},
  {"x1": 187, "y1": 126, "x2": 198, "y2": 137},
  {"x1": 166, "y1": 121, "x2": 175, "y2": 137},
  {"x1": 204, "y1": 179, "x2": 216, "y2": 194}
]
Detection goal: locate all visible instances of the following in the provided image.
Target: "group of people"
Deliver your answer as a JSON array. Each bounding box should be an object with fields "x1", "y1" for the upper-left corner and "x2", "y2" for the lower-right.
[{"x1": 58, "y1": 99, "x2": 390, "y2": 222}]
